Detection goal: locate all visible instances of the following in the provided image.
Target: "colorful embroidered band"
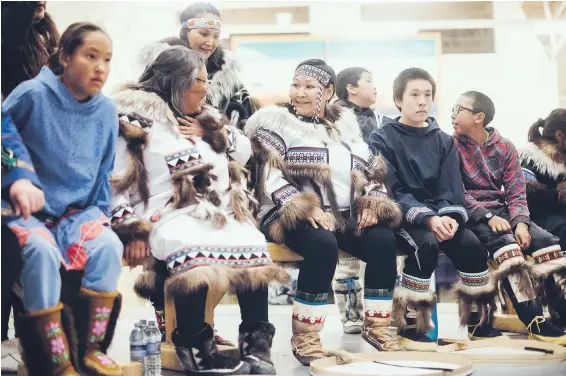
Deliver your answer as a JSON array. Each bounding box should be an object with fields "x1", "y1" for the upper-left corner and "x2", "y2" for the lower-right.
[
  {"x1": 184, "y1": 17, "x2": 222, "y2": 30},
  {"x1": 294, "y1": 65, "x2": 331, "y2": 86}
]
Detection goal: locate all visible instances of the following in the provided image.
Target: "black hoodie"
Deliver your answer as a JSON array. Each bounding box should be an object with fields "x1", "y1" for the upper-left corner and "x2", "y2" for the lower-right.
[
  {"x1": 334, "y1": 99, "x2": 379, "y2": 143},
  {"x1": 369, "y1": 117, "x2": 469, "y2": 226}
]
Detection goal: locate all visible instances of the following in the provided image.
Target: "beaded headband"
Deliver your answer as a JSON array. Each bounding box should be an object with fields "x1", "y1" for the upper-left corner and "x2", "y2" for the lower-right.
[
  {"x1": 294, "y1": 65, "x2": 331, "y2": 86},
  {"x1": 184, "y1": 17, "x2": 222, "y2": 30}
]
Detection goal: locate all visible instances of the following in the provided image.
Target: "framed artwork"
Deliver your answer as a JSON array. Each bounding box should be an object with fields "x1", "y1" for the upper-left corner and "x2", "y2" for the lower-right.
[{"x1": 231, "y1": 34, "x2": 442, "y2": 118}]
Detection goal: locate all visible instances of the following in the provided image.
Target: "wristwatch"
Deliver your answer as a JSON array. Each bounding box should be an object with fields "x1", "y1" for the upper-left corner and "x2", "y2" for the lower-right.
[{"x1": 484, "y1": 212, "x2": 494, "y2": 221}]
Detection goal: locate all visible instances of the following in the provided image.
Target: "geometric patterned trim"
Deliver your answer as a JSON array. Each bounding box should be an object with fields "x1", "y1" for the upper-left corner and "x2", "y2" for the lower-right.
[
  {"x1": 256, "y1": 128, "x2": 286, "y2": 157},
  {"x1": 119, "y1": 112, "x2": 153, "y2": 130},
  {"x1": 351, "y1": 154, "x2": 368, "y2": 173},
  {"x1": 286, "y1": 147, "x2": 328, "y2": 165},
  {"x1": 493, "y1": 244, "x2": 524, "y2": 267},
  {"x1": 457, "y1": 270, "x2": 490, "y2": 289},
  {"x1": 272, "y1": 184, "x2": 300, "y2": 208},
  {"x1": 110, "y1": 204, "x2": 135, "y2": 226},
  {"x1": 400, "y1": 274, "x2": 431, "y2": 294},
  {"x1": 165, "y1": 148, "x2": 203, "y2": 174},
  {"x1": 406, "y1": 207, "x2": 435, "y2": 224},
  {"x1": 438, "y1": 205, "x2": 469, "y2": 223},
  {"x1": 294, "y1": 65, "x2": 331, "y2": 86},
  {"x1": 165, "y1": 245, "x2": 272, "y2": 276},
  {"x1": 368, "y1": 189, "x2": 388, "y2": 198},
  {"x1": 532, "y1": 245, "x2": 563, "y2": 265}
]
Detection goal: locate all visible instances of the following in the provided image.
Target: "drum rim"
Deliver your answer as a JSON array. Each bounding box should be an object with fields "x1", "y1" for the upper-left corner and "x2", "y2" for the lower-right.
[
  {"x1": 309, "y1": 351, "x2": 473, "y2": 376},
  {"x1": 437, "y1": 338, "x2": 566, "y2": 363}
]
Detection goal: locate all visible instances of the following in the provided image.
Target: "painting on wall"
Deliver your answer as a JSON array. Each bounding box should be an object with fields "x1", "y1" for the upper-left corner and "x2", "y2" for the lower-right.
[{"x1": 231, "y1": 34, "x2": 441, "y2": 118}]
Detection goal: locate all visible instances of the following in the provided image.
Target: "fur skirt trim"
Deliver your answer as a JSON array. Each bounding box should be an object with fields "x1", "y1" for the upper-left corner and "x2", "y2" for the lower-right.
[{"x1": 166, "y1": 263, "x2": 290, "y2": 297}]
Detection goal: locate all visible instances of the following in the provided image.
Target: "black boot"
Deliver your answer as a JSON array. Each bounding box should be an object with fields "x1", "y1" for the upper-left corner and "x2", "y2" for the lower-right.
[
  {"x1": 397, "y1": 318, "x2": 437, "y2": 352},
  {"x1": 544, "y1": 277, "x2": 566, "y2": 329},
  {"x1": 505, "y1": 283, "x2": 566, "y2": 344},
  {"x1": 239, "y1": 321, "x2": 276, "y2": 375},
  {"x1": 467, "y1": 312, "x2": 503, "y2": 340},
  {"x1": 173, "y1": 324, "x2": 251, "y2": 376}
]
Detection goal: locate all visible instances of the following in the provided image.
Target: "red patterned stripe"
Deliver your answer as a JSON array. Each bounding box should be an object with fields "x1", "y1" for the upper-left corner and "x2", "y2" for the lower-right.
[
  {"x1": 365, "y1": 311, "x2": 391, "y2": 318},
  {"x1": 534, "y1": 250, "x2": 564, "y2": 265},
  {"x1": 495, "y1": 248, "x2": 523, "y2": 266},
  {"x1": 292, "y1": 313, "x2": 325, "y2": 324}
]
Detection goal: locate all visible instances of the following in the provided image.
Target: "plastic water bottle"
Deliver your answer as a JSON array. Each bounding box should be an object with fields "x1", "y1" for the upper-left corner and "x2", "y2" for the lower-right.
[
  {"x1": 145, "y1": 321, "x2": 162, "y2": 375},
  {"x1": 129, "y1": 322, "x2": 147, "y2": 371}
]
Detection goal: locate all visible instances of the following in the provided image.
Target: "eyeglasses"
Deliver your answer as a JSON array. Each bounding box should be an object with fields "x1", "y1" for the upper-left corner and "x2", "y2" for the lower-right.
[{"x1": 451, "y1": 105, "x2": 479, "y2": 115}]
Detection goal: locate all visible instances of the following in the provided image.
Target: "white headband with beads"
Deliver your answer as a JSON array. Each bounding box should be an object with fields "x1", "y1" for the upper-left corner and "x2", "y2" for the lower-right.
[
  {"x1": 292, "y1": 65, "x2": 331, "y2": 124},
  {"x1": 294, "y1": 65, "x2": 331, "y2": 86},
  {"x1": 184, "y1": 17, "x2": 222, "y2": 30}
]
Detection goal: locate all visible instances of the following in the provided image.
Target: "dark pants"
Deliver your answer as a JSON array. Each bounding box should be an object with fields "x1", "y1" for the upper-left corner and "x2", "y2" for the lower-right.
[
  {"x1": 174, "y1": 285, "x2": 269, "y2": 336},
  {"x1": 533, "y1": 212, "x2": 566, "y2": 251},
  {"x1": 1, "y1": 224, "x2": 23, "y2": 341},
  {"x1": 283, "y1": 223, "x2": 398, "y2": 295},
  {"x1": 396, "y1": 224, "x2": 489, "y2": 279},
  {"x1": 469, "y1": 208, "x2": 560, "y2": 257}
]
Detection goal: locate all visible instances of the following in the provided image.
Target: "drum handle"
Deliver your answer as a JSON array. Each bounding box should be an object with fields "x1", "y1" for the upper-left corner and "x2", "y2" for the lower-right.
[{"x1": 325, "y1": 350, "x2": 368, "y2": 364}]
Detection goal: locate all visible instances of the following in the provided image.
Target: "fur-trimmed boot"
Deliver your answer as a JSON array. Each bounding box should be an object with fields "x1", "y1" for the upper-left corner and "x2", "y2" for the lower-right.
[
  {"x1": 291, "y1": 292, "x2": 328, "y2": 365},
  {"x1": 71, "y1": 288, "x2": 122, "y2": 376},
  {"x1": 173, "y1": 324, "x2": 251, "y2": 375},
  {"x1": 543, "y1": 277, "x2": 566, "y2": 329},
  {"x1": 501, "y1": 277, "x2": 566, "y2": 344},
  {"x1": 453, "y1": 270, "x2": 503, "y2": 340},
  {"x1": 493, "y1": 245, "x2": 536, "y2": 298},
  {"x1": 332, "y1": 259, "x2": 364, "y2": 334},
  {"x1": 15, "y1": 303, "x2": 79, "y2": 376},
  {"x1": 239, "y1": 321, "x2": 276, "y2": 375},
  {"x1": 393, "y1": 274, "x2": 437, "y2": 352},
  {"x1": 361, "y1": 289, "x2": 404, "y2": 351}
]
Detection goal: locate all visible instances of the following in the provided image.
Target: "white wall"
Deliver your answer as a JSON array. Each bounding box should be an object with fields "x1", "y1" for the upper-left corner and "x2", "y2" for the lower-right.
[{"x1": 48, "y1": 1, "x2": 181, "y2": 93}]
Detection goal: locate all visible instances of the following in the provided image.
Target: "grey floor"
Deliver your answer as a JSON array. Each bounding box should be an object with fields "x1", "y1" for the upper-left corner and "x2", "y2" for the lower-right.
[{"x1": 3, "y1": 268, "x2": 566, "y2": 375}]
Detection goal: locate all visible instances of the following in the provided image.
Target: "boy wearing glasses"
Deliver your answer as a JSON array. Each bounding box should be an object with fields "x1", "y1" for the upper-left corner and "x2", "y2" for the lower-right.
[
  {"x1": 370, "y1": 69, "x2": 502, "y2": 351},
  {"x1": 453, "y1": 91, "x2": 566, "y2": 344}
]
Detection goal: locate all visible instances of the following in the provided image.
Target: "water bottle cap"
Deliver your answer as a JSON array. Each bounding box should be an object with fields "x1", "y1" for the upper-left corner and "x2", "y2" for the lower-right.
[
  {"x1": 148, "y1": 320, "x2": 156, "y2": 325},
  {"x1": 140, "y1": 319, "x2": 147, "y2": 325}
]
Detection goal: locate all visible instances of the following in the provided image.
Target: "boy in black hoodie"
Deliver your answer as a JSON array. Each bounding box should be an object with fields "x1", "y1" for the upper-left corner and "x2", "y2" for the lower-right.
[
  {"x1": 369, "y1": 68, "x2": 502, "y2": 351},
  {"x1": 335, "y1": 67, "x2": 381, "y2": 143}
]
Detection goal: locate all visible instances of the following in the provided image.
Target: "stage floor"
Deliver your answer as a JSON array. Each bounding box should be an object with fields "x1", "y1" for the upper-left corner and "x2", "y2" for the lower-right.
[{"x1": 3, "y1": 268, "x2": 565, "y2": 375}]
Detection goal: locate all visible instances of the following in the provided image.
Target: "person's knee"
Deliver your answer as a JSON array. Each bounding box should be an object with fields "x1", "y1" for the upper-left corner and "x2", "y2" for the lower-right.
[
  {"x1": 95, "y1": 228, "x2": 124, "y2": 266},
  {"x1": 22, "y1": 234, "x2": 60, "y2": 268},
  {"x1": 457, "y1": 229, "x2": 488, "y2": 271},
  {"x1": 419, "y1": 231, "x2": 440, "y2": 260},
  {"x1": 303, "y1": 228, "x2": 339, "y2": 264},
  {"x1": 363, "y1": 226, "x2": 397, "y2": 263},
  {"x1": 530, "y1": 226, "x2": 561, "y2": 251}
]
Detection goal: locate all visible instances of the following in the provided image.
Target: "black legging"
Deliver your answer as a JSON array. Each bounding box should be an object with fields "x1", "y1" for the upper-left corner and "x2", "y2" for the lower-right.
[
  {"x1": 283, "y1": 222, "x2": 398, "y2": 295},
  {"x1": 1, "y1": 224, "x2": 23, "y2": 341},
  {"x1": 174, "y1": 285, "x2": 269, "y2": 336}
]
